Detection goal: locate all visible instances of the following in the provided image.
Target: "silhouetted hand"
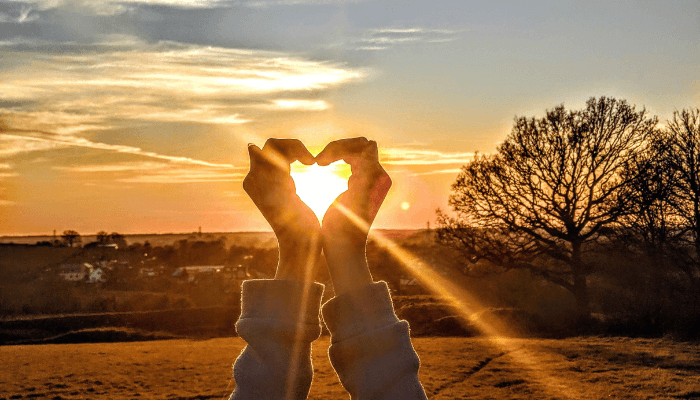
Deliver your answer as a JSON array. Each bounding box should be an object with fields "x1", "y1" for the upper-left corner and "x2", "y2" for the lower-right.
[
  {"x1": 316, "y1": 137, "x2": 392, "y2": 295},
  {"x1": 243, "y1": 139, "x2": 321, "y2": 282}
]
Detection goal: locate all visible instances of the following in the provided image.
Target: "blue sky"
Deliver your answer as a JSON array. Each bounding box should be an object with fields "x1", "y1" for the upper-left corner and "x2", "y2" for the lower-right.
[{"x1": 0, "y1": 0, "x2": 698, "y2": 234}]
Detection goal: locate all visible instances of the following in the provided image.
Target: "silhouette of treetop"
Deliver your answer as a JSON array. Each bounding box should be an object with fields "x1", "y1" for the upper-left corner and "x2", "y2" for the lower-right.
[{"x1": 437, "y1": 97, "x2": 657, "y2": 316}]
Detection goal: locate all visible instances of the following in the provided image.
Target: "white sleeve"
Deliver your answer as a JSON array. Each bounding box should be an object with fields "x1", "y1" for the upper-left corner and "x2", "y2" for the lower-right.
[
  {"x1": 229, "y1": 279, "x2": 324, "y2": 400},
  {"x1": 321, "y1": 282, "x2": 428, "y2": 400}
]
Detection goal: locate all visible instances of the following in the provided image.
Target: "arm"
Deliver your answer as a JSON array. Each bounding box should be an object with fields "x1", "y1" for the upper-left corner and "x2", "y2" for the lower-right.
[
  {"x1": 321, "y1": 282, "x2": 426, "y2": 400},
  {"x1": 230, "y1": 139, "x2": 323, "y2": 400},
  {"x1": 317, "y1": 138, "x2": 428, "y2": 400},
  {"x1": 231, "y1": 280, "x2": 324, "y2": 400}
]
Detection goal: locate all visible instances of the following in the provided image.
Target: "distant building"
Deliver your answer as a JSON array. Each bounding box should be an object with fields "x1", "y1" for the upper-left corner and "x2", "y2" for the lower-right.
[
  {"x1": 177, "y1": 265, "x2": 249, "y2": 284},
  {"x1": 87, "y1": 267, "x2": 106, "y2": 283},
  {"x1": 59, "y1": 263, "x2": 93, "y2": 281},
  {"x1": 182, "y1": 265, "x2": 225, "y2": 275},
  {"x1": 139, "y1": 267, "x2": 159, "y2": 278},
  {"x1": 84, "y1": 242, "x2": 119, "y2": 250}
]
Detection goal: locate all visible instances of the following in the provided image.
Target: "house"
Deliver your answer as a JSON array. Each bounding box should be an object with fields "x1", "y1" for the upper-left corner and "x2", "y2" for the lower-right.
[
  {"x1": 182, "y1": 265, "x2": 225, "y2": 275},
  {"x1": 59, "y1": 263, "x2": 93, "y2": 281},
  {"x1": 87, "y1": 267, "x2": 106, "y2": 283},
  {"x1": 139, "y1": 267, "x2": 158, "y2": 278},
  {"x1": 177, "y1": 265, "x2": 249, "y2": 284}
]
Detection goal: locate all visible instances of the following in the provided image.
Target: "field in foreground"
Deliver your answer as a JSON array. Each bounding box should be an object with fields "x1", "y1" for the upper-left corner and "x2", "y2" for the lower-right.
[{"x1": 1, "y1": 336, "x2": 699, "y2": 399}]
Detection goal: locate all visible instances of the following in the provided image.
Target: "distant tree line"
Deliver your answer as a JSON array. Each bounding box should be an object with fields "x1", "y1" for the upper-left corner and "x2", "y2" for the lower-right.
[
  {"x1": 37, "y1": 230, "x2": 125, "y2": 248},
  {"x1": 437, "y1": 97, "x2": 700, "y2": 325}
]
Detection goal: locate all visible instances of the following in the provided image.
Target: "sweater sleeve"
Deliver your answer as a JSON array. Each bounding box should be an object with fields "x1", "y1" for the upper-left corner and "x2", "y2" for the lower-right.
[
  {"x1": 321, "y1": 282, "x2": 428, "y2": 400},
  {"x1": 229, "y1": 279, "x2": 325, "y2": 400}
]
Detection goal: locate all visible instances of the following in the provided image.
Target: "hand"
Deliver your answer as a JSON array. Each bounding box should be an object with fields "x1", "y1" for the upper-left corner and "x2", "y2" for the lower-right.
[
  {"x1": 316, "y1": 137, "x2": 392, "y2": 295},
  {"x1": 243, "y1": 139, "x2": 321, "y2": 282}
]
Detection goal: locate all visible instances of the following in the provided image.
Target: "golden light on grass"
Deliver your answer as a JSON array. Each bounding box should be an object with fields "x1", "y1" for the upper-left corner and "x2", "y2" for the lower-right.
[
  {"x1": 290, "y1": 161, "x2": 350, "y2": 220},
  {"x1": 368, "y1": 230, "x2": 583, "y2": 399}
]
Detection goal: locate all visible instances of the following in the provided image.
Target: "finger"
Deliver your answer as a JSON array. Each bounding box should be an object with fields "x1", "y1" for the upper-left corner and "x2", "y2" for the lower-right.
[
  {"x1": 315, "y1": 137, "x2": 370, "y2": 166},
  {"x1": 262, "y1": 138, "x2": 316, "y2": 168},
  {"x1": 247, "y1": 143, "x2": 263, "y2": 172},
  {"x1": 362, "y1": 140, "x2": 379, "y2": 161}
]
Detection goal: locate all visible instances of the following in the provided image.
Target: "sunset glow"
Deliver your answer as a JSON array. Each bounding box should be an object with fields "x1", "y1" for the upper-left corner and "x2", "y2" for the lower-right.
[
  {"x1": 1, "y1": 3, "x2": 699, "y2": 399},
  {"x1": 290, "y1": 161, "x2": 351, "y2": 220},
  {"x1": 0, "y1": 1, "x2": 697, "y2": 235}
]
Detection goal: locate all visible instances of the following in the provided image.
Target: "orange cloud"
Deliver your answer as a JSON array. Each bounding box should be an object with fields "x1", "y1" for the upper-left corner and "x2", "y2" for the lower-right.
[
  {"x1": 0, "y1": 131, "x2": 239, "y2": 169},
  {"x1": 54, "y1": 161, "x2": 245, "y2": 184},
  {"x1": 380, "y1": 148, "x2": 476, "y2": 166},
  {"x1": 0, "y1": 36, "x2": 366, "y2": 133}
]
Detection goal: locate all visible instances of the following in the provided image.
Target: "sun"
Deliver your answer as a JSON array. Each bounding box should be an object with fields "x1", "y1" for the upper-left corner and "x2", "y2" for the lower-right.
[{"x1": 291, "y1": 161, "x2": 351, "y2": 220}]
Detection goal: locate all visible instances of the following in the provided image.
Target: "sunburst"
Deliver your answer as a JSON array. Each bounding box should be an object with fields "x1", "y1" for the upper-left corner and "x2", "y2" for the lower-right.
[{"x1": 290, "y1": 161, "x2": 351, "y2": 220}]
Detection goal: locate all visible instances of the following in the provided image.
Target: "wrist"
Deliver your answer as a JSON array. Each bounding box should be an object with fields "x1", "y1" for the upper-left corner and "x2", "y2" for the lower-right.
[
  {"x1": 275, "y1": 240, "x2": 321, "y2": 282},
  {"x1": 323, "y1": 250, "x2": 373, "y2": 296}
]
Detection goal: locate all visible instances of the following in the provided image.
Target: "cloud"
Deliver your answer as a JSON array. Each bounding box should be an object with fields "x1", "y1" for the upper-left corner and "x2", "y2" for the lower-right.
[
  {"x1": 0, "y1": 199, "x2": 16, "y2": 206},
  {"x1": 355, "y1": 46, "x2": 388, "y2": 51},
  {"x1": 0, "y1": 161, "x2": 18, "y2": 179},
  {"x1": 118, "y1": 169, "x2": 244, "y2": 183},
  {"x1": 414, "y1": 168, "x2": 462, "y2": 176},
  {"x1": 371, "y1": 28, "x2": 457, "y2": 35},
  {"x1": 119, "y1": 0, "x2": 222, "y2": 7},
  {"x1": 380, "y1": 148, "x2": 475, "y2": 166},
  {"x1": 53, "y1": 161, "x2": 169, "y2": 172},
  {"x1": 0, "y1": 5, "x2": 39, "y2": 22},
  {"x1": 0, "y1": 36, "x2": 365, "y2": 133},
  {"x1": 0, "y1": 132, "x2": 67, "y2": 157},
  {"x1": 353, "y1": 27, "x2": 463, "y2": 51},
  {"x1": 55, "y1": 161, "x2": 245, "y2": 183},
  {"x1": 6, "y1": 0, "x2": 126, "y2": 15},
  {"x1": 0, "y1": 131, "x2": 240, "y2": 169},
  {"x1": 7, "y1": 0, "x2": 371, "y2": 16},
  {"x1": 5, "y1": 0, "x2": 215, "y2": 16},
  {"x1": 245, "y1": 0, "x2": 369, "y2": 6},
  {"x1": 262, "y1": 99, "x2": 331, "y2": 111}
]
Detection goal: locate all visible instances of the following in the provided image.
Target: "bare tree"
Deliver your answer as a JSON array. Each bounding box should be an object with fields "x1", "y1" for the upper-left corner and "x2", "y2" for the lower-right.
[
  {"x1": 61, "y1": 230, "x2": 82, "y2": 247},
  {"x1": 437, "y1": 97, "x2": 657, "y2": 316},
  {"x1": 618, "y1": 129, "x2": 677, "y2": 258},
  {"x1": 96, "y1": 231, "x2": 110, "y2": 244},
  {"x1": 109, "y1": 232, "x2": 127, "y2": 248},
  {"x1": 662, "y1": 108, "x2": 700, "y2": 282}
]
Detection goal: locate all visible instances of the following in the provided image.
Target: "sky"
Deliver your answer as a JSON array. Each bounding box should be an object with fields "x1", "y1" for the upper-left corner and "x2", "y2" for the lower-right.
[{"x1": 0, "y1": 0, "x2": 698, "y2": 235}]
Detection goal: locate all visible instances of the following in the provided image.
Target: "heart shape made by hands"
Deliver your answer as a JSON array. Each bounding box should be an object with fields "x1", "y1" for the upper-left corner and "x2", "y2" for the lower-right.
[{"x1": 290, "y1": 160, "x2": 351, "y2": 220}]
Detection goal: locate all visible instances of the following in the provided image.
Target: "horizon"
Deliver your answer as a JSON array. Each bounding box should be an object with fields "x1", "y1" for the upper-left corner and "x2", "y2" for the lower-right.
[
  {"x1": 0, "y1": 226, "x2": 424, "y2": 239},
  {"x1": 1, "y1": 0, "x2": 699, "y2": 235}
]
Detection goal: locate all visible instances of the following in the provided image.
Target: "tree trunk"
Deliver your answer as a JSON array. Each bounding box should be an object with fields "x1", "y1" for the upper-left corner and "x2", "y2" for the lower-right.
[
  {"x1": 572, "y1": 273, "x2": 590, "y2": 318},
  {"x1": 571, "y1": 241, "x2": 591, "y2": 318}
]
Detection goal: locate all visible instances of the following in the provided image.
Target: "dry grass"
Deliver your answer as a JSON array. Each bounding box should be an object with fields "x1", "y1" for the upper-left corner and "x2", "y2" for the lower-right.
[{"x1": 1, "y1": 337, "x2": 699, "y2": 399}]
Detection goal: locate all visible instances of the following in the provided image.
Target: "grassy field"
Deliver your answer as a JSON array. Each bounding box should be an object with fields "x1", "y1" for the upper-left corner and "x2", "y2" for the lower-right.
[{"x1": 1, "y1": 336, "x2": 699, "y2": 399}]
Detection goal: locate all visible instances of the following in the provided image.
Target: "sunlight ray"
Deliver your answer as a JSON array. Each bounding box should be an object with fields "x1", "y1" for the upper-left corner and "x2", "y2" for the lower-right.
[
  {"x1": 286, "y1": 231, "x2": 321, "y2": 400},
  {"x1": 332, "y1": 202, "x2": 586, "y2": 399}
]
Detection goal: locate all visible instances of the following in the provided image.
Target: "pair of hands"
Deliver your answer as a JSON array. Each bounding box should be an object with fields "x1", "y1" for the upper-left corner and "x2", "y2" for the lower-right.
[{"x1": 243, "y1": 137, "x2": 391, "y2": 296}]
